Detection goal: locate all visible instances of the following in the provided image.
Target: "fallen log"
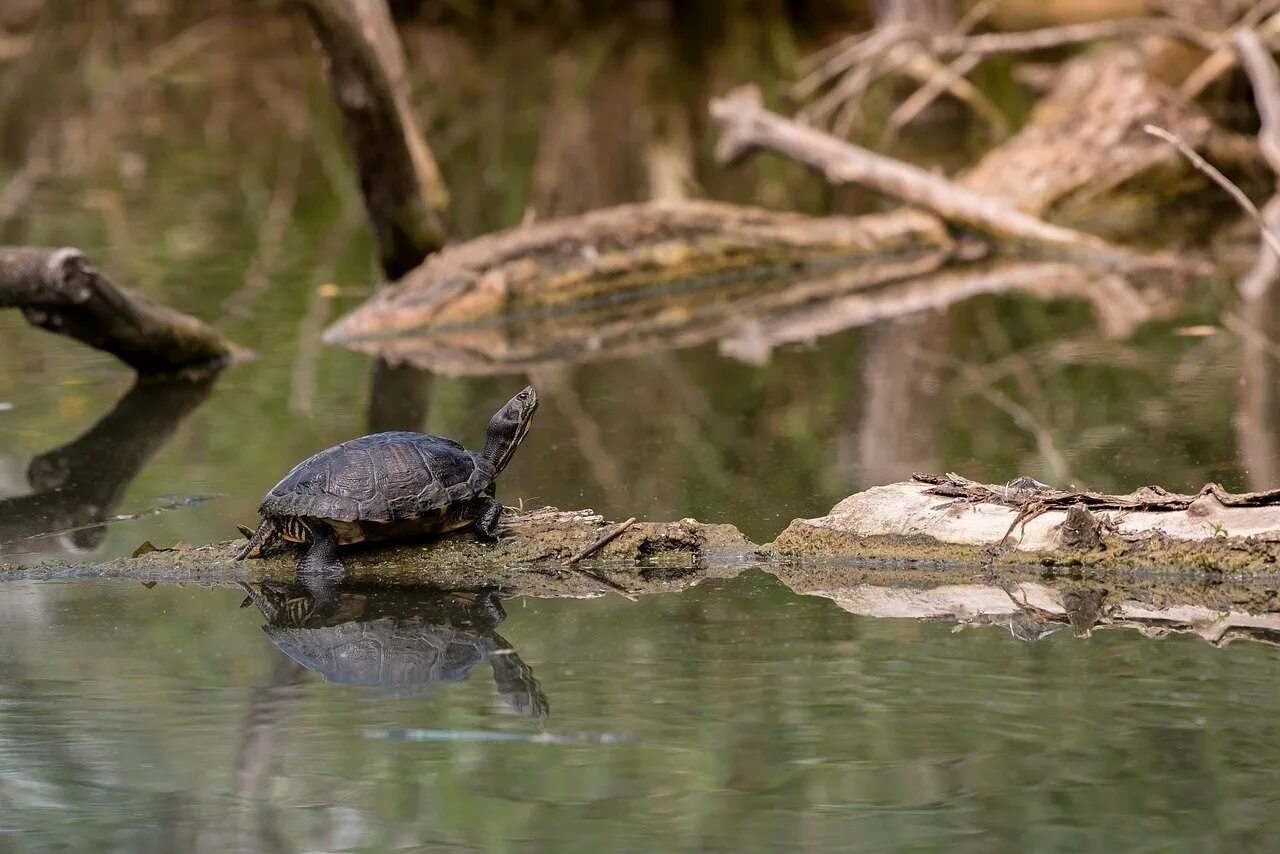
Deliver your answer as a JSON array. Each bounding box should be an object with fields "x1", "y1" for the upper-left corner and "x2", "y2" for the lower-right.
[
  {"x1": 324, "y1": 200, "x2": 954, "y2": 341},
  {"x1": 768, "y1": 473, "x2": 1280, "y2": 573},
  {"x1": 0, "y1": 507, "x2": 755, "y2": 598},
  {"x1": 0, "y1": 246, "x2": 238, "y2": 375}
]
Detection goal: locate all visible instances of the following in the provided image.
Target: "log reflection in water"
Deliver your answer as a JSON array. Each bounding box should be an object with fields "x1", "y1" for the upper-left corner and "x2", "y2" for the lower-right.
[
  {"x1": 773, "y1": 565, "x2": 1280, "y2": 648},
  {"x1": 345, "y1": 259, "x2": 1158, "y2": 377},
  {"x1": 0, "y1": 376, "x2": 214, "y2": 555},
  {"x1": 366, "y1": 358, "x2": 433, "y2": 433}
]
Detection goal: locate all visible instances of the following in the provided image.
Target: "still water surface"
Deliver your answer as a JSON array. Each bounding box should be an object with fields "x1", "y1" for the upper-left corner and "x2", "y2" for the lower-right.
[{"x1": 5, "y1": 572, "x2": 1280, "y2": 851}]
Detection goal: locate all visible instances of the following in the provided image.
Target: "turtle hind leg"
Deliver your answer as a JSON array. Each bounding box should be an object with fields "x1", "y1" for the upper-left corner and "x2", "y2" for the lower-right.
[
  {"x1": 235, "y1": 518, "x2": 280, "y2": 561},
  {"x1": 473, "y1": 496, "x2": 503, "y2": 542}
]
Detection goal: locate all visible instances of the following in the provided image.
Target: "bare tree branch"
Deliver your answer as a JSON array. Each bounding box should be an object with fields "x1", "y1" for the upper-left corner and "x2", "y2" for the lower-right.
[
  {"x1": 0, "y1": 247, "x2": 238, "y2": 376},
  {"x1": 712, "y1": 86, "x2": 1150, "y2": 264}
]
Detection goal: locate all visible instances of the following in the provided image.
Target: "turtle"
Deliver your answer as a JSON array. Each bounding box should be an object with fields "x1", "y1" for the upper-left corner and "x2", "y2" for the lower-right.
[
  {"x1": 235, "y1": 385, "x2": 538, "y2": 578},
  {"x1": 239, "y1": 580, "x2": 549, "y2": 719}
]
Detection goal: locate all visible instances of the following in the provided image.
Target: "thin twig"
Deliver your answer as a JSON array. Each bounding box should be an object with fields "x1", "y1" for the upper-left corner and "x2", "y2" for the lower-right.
[
  {"x1": 1142, "y1": 124, "x2": 1280, "y2": 265},
  {"x1": 565, "y1": 517, "x2": 636, "y2": 566}
]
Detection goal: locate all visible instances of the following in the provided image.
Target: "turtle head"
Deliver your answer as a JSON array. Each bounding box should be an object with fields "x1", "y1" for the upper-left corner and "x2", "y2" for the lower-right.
[{"x1": 481, "y1": 386, "x2": 538, "y2": 475}]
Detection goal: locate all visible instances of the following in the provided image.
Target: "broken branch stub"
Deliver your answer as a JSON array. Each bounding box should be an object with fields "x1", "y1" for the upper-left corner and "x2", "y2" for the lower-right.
[
  {"x1": 0, "y1": 246, "x2": 237, "y2": 375},
  {"x1": 710, "y1": 86, "x2": 1145, "y2": 265}
]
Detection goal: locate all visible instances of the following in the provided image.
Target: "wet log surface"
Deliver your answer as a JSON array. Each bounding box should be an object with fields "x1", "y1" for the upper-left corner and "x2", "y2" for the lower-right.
[
  {"x1": 0, "y1": 247, "x2": 237, "y2": 375},
  {"x1": 0, "y1": 508, "x2": 755, "y2": 598}
]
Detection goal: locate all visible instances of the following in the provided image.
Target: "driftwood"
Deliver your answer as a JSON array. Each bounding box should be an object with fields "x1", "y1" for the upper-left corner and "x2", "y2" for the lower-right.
[
  {"x1": 324, "y1": 200, "x2": 954, "y2": 341},
  {"x1": 0, "y1": 247, "x2": 236, "y2": 375},
  {"x1": 769, "y1": 473, "x2": 1280, "y2": 572},
  {"x1": 300, "y1": 0, "x2": 449, "y2": 277},
  {"x1": 1, "y1": 507, "x2": 753, "y2": 598}
]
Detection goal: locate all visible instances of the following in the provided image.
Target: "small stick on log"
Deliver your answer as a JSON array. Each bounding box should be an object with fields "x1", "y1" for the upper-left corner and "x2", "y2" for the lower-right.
[
  {"x1": 1142, "y1": 124, "x2": 1280, "y2": 266},
  {"x1": 0, "y1": 247, "x2": 238, "y2": 376},
  {"x1": 300, "y1": 0, "x2": 449, "y2": 278},
  {"x1": 565, "y1": 517, "x2": 637, "y2": 566},
  {"x1": 711, "y1": 87, "x2": 1142, "y2": 264}
]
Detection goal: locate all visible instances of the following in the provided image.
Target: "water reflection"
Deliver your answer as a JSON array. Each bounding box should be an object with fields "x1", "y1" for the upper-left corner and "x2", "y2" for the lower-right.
[
  {"x1": 0, "y1": 377, "x2": 214, "y2": 557},
  {"x1": 239, "y1": 581, "x2": 548, "y2": 718},
  {"x1": 353, "y1": 259, "x2": 1157, "y2": 376},
  {"x1": 773, "y1": 565, "x2": 1280, "y2": 647}
]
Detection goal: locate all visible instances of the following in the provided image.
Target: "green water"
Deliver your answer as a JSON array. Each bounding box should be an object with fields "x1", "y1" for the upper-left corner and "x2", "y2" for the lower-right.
[{"x1": 3, "y1": 4, "x2": 1280, "y2": 851}]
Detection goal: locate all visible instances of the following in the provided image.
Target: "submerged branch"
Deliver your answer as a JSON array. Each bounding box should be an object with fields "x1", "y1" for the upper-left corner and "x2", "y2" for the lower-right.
[{"x1": 0, "y1": 247, "x2": 238, "y2": 375}]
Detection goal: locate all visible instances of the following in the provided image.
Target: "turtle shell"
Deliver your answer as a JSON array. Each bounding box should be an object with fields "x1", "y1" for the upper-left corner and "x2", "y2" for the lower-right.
[{"x1": 259, "y1": 431, "x2": 489, "y2": 523}]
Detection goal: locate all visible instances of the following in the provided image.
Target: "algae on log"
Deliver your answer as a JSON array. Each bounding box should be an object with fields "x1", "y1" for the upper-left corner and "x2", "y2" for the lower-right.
[
  {"x1": 323, "y1": 201, "x2": 953, "y2": 341},
  {"x1": 767, "y1": 474, "x2": 1280, "y2": 572},
  {"x1": 770, "y1": 563, "x2": 1280, "y2": 648},
  {"x1": 1, "y1": 508, "x2": 755, "y2": 598}
]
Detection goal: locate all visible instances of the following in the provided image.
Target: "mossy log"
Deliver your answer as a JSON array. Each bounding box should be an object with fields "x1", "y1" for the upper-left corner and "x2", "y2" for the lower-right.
[
  {"x1": 1, "y1": 507, "x2": 755, "y2": 598},
  {"x1": 768, "y1": 473, "x2": 1280, "y2": 573}
]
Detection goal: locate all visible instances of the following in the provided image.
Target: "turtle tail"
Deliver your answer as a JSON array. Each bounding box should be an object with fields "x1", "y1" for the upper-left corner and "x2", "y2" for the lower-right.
[{"x1": 235, "y1": 518, "x2": 281, "y2": 561}]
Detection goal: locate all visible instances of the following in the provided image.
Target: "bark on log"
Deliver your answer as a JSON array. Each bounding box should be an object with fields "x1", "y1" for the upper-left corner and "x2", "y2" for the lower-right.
[
  {"x1": 1, "y1": 507, "x2": 754, "y2": 599},
  {"x1": 0, "y1": 246, "x2": 235, "y2": 375},
  {"x1": 300, "y1": 0, "x2": 449, "y2": 278},
  {"x1": 768, "y1": 473, "x2": 1280, "y2": 573}
]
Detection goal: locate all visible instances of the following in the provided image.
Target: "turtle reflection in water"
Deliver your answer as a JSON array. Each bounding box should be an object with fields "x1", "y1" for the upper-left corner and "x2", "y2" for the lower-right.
[
  {"x1": 236, "y1": 386, "x2": 538, "y2": 581},
  {"x1": 240, "y1": 581, "x2": 549, "y2": 720}
]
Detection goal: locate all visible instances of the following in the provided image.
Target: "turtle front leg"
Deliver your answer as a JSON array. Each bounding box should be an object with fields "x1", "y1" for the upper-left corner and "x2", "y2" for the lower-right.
[
  {"x1": 474, "y1": 496, "x2": 504, "y2": 542},
  {"x1": 298, "y1": 521, "x2": 345, "y2": 582}
]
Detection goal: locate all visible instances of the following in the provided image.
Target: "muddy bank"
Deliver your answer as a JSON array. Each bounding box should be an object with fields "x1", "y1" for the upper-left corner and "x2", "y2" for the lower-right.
[
  {"x1": 0, "y1": 507, "x2": 755, "y2": 598},
  {"x1": 767, "y1": 474, "x2": 1280, "y2": 573}
]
